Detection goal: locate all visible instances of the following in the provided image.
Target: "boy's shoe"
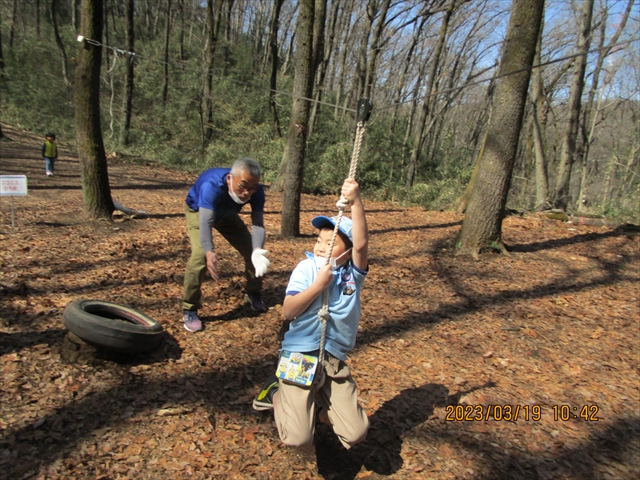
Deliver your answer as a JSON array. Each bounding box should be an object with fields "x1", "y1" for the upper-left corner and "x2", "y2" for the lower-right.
[
  {"x1": 46, "y1": 171, "x2": 53, "y2": 176},
  {"x1": 245, "y1": 292, "x2": 267, "y2": 312},
  {"x1": 252, "y1": 374, "x2": 279, "y2": 411},
  {"x1": 183, "y1": 310, "x2": 202, "y2": 332}
]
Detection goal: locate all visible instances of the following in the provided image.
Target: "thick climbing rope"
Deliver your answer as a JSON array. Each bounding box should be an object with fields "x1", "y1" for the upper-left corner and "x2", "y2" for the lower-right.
[{"x1": 316, "y1": 98, "x2": 373, "y2": 378}]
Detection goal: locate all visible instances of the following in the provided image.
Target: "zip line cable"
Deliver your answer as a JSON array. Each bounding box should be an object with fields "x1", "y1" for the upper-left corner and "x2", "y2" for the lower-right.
[
  {"x1": 76, "y1": 34, "x2": 639, "y2": 116},
  {"x1": 77, "y1": 35, "x2": 358, "y2": 113}
]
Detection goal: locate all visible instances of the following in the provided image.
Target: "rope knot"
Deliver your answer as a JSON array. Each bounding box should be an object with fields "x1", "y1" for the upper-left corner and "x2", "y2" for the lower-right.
[
  {"x1": 318, "y1": 309, "x2": 330, "y2": 322},
  {"x1": 336, "y1": 196, "x2": 349, "y2": 211}
]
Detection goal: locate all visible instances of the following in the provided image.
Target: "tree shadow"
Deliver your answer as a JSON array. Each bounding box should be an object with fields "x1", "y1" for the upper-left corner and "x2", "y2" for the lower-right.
[
  {"x1": 314, "y1": 382, "x2": 494, "y2": 479},
  {"x1": 201, "y1": 285, "x2": 286, "y2": 324},
  {"x1": 370, "y1": 221, "x2": 462, "y2": 235},
  {"x1": 508, "y1": 224, "x2": 639, "y2": 254},
  {"x1": 0, "y1": 328, "x2": 67, "y2": 355},
  {"x1": 428, "y1": 415, "x2": 640, "y2": 479},
  {"x1": 27, "y1": 182, "x2": 190, "y2": 191},
  {"x1": 0, "y1": 225, "x2": 636, "y2": 476},
  {"x1": 88, "y1": 330, "x2": 183, "y2": 365}
]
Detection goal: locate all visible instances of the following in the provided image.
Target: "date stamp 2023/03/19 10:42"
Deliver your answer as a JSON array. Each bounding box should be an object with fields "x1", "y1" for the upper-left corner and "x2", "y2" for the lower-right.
[{"x1": 445, "y1": 404, "x2": 600, "y2": 422}]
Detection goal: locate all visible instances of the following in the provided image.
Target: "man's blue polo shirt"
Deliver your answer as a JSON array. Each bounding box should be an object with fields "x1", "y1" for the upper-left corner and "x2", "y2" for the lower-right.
[
  {"x1": 282, "y1": 253, "x2": 367, "y2": 361},
  {"x1": 185, "y1": 168, "x2": 265, "y2": 217}
]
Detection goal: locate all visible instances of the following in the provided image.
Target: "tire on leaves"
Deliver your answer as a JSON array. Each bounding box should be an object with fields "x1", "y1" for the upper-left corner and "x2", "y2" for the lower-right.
[{"x1": 63, "y1": 300, "x2": 164, "y2": 354}]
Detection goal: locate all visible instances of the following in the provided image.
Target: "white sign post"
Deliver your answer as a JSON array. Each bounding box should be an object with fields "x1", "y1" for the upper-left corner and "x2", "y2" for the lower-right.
[{"x1": 0, "y1": 175, "x2": 28, "y2": 228}]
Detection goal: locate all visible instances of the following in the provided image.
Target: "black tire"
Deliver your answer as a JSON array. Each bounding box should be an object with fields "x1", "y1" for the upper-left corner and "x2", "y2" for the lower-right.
[{"x1": 63, "y1": 300, "x2": 164, "y2": 354}]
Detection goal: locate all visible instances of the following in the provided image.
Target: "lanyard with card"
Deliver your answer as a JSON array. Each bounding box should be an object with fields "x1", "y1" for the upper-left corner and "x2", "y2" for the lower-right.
[{"x1": 276, "y1": 350, "x2": 319, "y2": 386}]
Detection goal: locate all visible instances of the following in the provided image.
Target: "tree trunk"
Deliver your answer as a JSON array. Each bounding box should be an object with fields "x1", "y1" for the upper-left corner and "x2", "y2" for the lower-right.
[
  {"x1": 391, "y1": 16, "x2": 426, "y2": 132},
  {"x1": 51, "y1": 0, "x2": 70, "y2": 86},
  {"x1": 203, "y1": 0, "x2": 223, "y2": 144},
  {"x1": 576, "y1": 0, "x2": 632, "y2": 212},
  {"x1": 406, "y1": 0, "x2": 454, "y2": 188},
  {"x1": 119, "y1": 0, "x2": 134, "y2": 147},
  {"x1": 362, "y1": 0, "x2": 390, "y2": 100},
  {"x1": 456, "y1": 0, "x2": 543, "y2": 259},
  {"x1": 161, "y1": 0, "x2": 172, "y2": 104},
  {"x1": 225, "y1": 0, "x2": 235, "y2": 43},
  {"x1": 455, "y1": 127, "x2": 488, "y2": 215},
  {"x1": 36, "y1": 0, "x2": 41, "y2": 37},
  {"x1": 178, "y1": 0, "x2": 185, "y2": 62},
  {"x1": 531, "y1": 13, "x2": 549, "y2": 211},
  {"x1": 72, "y1": 0, "x2": 80, "y2": 31},
  {"x1": 0, "y1": 6, "x2": 5, "y2": 74},
  {"x1": 553, "y1": 0, "x2": 594, "y2": 210},
  {"x1": 9, "y1": 0, "x2": 18, "y2": 48},
  {"x1": 333, "y1": 0, "x2": 354, "y2": 120},
  {"x1": 309, "y1": 0, "x2": 336, "y2": 137},
  {"x1": 279, "y1": 0, "x2": 314, "y2": 237},
  {"x1": 75, "y1": 0, "x2": 114, "y2": 220},
  {"x1": 268, "y1": 0, "x2": 285, "y2": 138},
  {"x1": 355, "y1": 1, "x2": 374, "y2": 101}
]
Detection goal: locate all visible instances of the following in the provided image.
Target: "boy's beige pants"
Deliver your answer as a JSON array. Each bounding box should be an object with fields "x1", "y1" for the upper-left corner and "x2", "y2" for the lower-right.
[{"x1": 273, "y1": 353, "x2": 369, "y2": 449}]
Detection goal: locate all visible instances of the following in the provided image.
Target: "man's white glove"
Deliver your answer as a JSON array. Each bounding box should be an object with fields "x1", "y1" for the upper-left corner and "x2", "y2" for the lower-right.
[{"x1": 251, "y1": 249, "x2": 271, "y2": 277}]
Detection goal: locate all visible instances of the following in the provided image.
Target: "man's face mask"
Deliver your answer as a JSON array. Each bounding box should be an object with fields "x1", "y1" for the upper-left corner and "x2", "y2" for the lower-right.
[
  {"x1": 228, "y1": 186, "x2": 246, "y2": 204},
  {"x1": 315, "y1": 248, "x2": 352, "y2": 270}
]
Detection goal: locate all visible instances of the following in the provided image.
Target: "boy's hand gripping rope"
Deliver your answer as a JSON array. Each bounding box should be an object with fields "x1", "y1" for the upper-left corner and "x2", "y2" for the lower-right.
[{"x1": 316, "y1": 99, "x2": 372, "y2": 387}]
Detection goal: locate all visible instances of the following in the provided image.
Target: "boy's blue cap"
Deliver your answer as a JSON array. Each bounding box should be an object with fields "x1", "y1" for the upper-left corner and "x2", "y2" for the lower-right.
[{"x1": 312, "y1": 215, "x2": 353, "y2": 243}]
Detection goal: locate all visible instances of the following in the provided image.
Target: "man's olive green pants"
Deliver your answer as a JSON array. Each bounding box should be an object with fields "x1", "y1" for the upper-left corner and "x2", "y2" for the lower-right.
[{"x1": 182, "y1": 205, "x2": 262, "y2": 311}]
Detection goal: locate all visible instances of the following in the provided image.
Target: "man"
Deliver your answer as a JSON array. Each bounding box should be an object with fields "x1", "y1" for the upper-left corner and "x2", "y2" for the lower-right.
[{"x1": 182, "y1": 157, "x2": 271, "y2": 332}]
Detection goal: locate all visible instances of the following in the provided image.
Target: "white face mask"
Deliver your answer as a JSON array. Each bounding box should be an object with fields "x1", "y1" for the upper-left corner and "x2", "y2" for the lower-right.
[
  {"x1": 315, "y1": 248, "x2": 352, "y2": 270},
  {"x1": 228, "y1": 186, "x2": 246, "y2": 204}
]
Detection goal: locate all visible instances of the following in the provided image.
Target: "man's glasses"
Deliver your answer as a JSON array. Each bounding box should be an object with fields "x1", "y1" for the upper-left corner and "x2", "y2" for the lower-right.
[{"x1": 233, "y1": 175, "x2": 259, "y2": 193}]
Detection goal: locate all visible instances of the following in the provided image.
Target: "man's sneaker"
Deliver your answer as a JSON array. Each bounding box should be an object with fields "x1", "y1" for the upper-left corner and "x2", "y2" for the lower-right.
[
  {"x1": 183, "y1": 310, "x2": 202, "y2": 332},
  {"x1": 46, "y1": 171, "x2": 53, "y2": 176},
  {"x1": 252, "y1": 374, "x2": 279, "y2": 411},
  {"x1": 245, "y1": 292, "x2": 267, "y2": 312}
]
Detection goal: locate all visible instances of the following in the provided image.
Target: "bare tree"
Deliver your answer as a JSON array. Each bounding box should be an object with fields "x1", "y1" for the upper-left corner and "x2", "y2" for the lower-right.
[
  {"x1": 267, "y1": 0, "x2": 285, "y2": 137},
  {"x1": 575, "y1": 0, "x2": 633, "y2": 212},
  {"x1": 406, "y1": 0, "x2": 455, "y2": 188},
  {"x1": 279, "y1": 0, "x2": 315, "y2": 237},
  {"x1": 51, "y1": 0, "x2": 70, "y2": 86},
  {"x1": 72, "y1": 0, "x2": 80, "y2": 31},
  {"x1": 333, "y1": 0, "x2": 355, "y2": 120},
  {"x1": 0, "y1": 6, "x2": 4, "y2": 74},
  {"x1": 531, "y1": 12, "x2": 549, "y2": 211},
  {"x1": 119, "y1": 0, "x2": 134, "y2": 147},
  {"x1": 9, "y1": 0, "x2": 18, "y2": 48},
  {"x1": 203, "y1": 0, "x2": 223, "y2": 144},
  {"x1": 309, "y1": 0, "x2": 336, "y2": 137},
  {"x1": 75, "y1": 0, "x2": 114, "y2": 220},
  {"x1": 161, "y1": 0, "x2": 172, "y2": 104},
  {"x1": 553, "y1": 0, "x2": 594, "y2": 210},
  {"x1": 36, "y1": 0, "x2": 41, "y2": 37},
  {"x1": 456, "y1": 0, "x2": 544, "y2": 259},
  {"x1": 177, "y1": 0, "x2": 185, "y2": 62}
]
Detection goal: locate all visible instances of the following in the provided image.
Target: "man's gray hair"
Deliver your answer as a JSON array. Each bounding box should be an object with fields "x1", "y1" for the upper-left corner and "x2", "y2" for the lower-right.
[{"x1": 231, "y1": 157, "x2": 262, "y2": 178}]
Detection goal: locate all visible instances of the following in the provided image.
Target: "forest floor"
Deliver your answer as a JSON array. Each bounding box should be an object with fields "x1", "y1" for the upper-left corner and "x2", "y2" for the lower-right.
[{"x1": 0, "y1": 122, "x2": 639, "y2": 480}]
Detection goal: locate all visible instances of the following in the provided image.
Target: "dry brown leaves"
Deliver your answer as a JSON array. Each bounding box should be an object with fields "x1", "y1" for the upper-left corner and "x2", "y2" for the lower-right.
[{"x1": 1, "y1": 124, "x2": 638, "y2": 479}]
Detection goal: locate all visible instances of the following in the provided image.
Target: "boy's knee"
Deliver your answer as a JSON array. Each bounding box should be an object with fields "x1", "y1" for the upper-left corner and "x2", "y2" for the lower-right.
[
  {"x1": 334, "y1": 414, "x2": 369, "y2": 449},
  {"x1": 280, "y1": 431, "x2": 314, "y2": 449},
  {"x1": 340, "y1": 424, "x2": 368, "y2": 449}
]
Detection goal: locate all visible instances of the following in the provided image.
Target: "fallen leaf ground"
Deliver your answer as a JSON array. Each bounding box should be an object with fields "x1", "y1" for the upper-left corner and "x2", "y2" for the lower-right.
[{"x1": 1, "y1": 123, "x2": 638, "y2": 480}]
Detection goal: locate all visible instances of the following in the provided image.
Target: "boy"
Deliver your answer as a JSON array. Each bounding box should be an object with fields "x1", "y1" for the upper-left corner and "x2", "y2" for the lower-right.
[
  {"x1": 253, "y1": 178, "x2": 369, "y2": 450},
  {"x1": 42, "y1": 133, "x2": 58, "y2": 176}
]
